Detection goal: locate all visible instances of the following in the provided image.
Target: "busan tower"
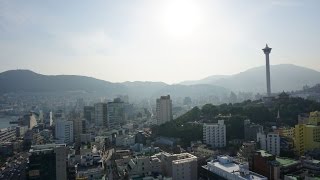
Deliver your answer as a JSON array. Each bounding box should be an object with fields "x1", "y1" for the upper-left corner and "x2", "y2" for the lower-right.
[{"x1": 262, "y1": 44, "x2": 272, "y2": 97}]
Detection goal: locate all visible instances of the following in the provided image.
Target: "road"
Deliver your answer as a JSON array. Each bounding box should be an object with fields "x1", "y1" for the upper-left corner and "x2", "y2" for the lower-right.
[{"x1": 0, "y1": 152, "x2": 28, "y2": 180}]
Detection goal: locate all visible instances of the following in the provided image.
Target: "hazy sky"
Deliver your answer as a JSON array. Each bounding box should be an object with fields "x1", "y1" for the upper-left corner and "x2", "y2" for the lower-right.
[{"x1": 1, "y1": 0, "x2": 320, "y2": 84}]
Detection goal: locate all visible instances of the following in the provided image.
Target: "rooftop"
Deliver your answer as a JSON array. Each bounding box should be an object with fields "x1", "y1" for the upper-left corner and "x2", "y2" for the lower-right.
[
  {"x1": 29, "y1": 143, "x2": 66, "y2": 153},
  {"x1": 205, "y1": 156, "x2": 267, "y2": 180},
  {"x1": 276, "y1": 157, "x2": 299, "y2": 167},
  {"x1": 256, "y1": 150, "x2": 273, "y2": 157}
]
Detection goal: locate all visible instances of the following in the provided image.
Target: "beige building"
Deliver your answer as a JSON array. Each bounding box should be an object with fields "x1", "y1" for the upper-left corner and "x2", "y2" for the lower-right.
[
  {"x1": 156, "y1": 152, "x2": 197, "y2": 179},
  {"x1": 156, "y1": 95, "x2": 173, "y2": 125},
  {"x1": 172, "y1": 153, "x2": 198, "y2": 180}
]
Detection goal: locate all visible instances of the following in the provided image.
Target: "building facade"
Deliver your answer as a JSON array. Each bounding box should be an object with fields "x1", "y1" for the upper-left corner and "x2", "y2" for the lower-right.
[
  {"x1": 94, "y1": 103, "x2": 107, "y2": 127},
  {"x1": 294, "y1": 124, "x2": 320, "y2": 155},
  {"x1": 172, "y1": 153, "x2": 198, "y2": 180},
  {"x1": 83, "y1": 106, "x2": 95, "y2": 123},
  {"x1": 257, "y1": 132, "x2": 280, "y2": 156},
  {"x1": 28, "y1": 144, "x2": 67, "y2": 180},
  {"x1": 201, "y1": 156, "x2": 267, "y2": 180},
  {"x1": 55, "y1": 120, "x2": 74, "y2": 144},
  {"x1": 203, "y1": 120, "x2": 226, "y2": 148},
  {"x1": 156, "y1": 95, "x2": 173, "y2": 125},
  {"x1": 244, "y1": 119, "x2": 263, "y2": 141},
  {"x1": 107, "y1": 98, "x2": 125, "y2": 129}
]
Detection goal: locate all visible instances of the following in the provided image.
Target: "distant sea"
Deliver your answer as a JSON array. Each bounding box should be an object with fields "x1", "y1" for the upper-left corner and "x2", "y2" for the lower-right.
[{"x1": 0, "y1": 116, "x2": 19, "y2": 129}]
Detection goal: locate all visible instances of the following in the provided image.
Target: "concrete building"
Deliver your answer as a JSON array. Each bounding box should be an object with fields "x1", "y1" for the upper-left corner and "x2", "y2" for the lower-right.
[
  {"x1": 274, "y1": 127, "x2": 295, "y2": 139},
  {"x1": 83, "y1": 106, "x2": 95, "y2": 123},
  {"x1": 28, "y1": 144, "x2": 67, "y2": 180},
  {"x1": 73, "y1": 118, "x2": 86, "y2": 144},
  {"x1": 94, "y1": 103, "x2": 107, "y2": 127},
  {"x1": 107, "y1": 98, "x2": 125, "y2": 129},
  {"x1": 251, "y1": 150, "x2": 301, "y2": 180},
  {"x1": 244, "y1": 119, "x2": 263, "y2": 141},
  {"x1": 156, "y1": 95, "x2": 173, "y2": 125},
  {"x1": 115, "y1": 134, "x2": 135, "y2": 147},
  {"x1": 257, "y1": 132, "x2": 280, "y2": 156},
  {"x1": 172, "y1": 153, "x2": 198, "y2": 180},
  {"x1": 203, "y1": 120, "x2": 226, "y2": 148},
  {"x1": 267, "y1": 132, "x2": 281, "y2": 156},
  {"x1": 15, "y1": 125, "x2": 28, "y2": 137},
  {"x1": 308, "y1": 111, "x2": 320, "y2": 125},
  {"x1": 21, "y1": 112, "x2": 38, "y2": 129},
  {"x1": 126, "y1": 156, "x2": 162, "y2": 177},
  {"x1": 294, "y1": 124, "x2": 320, "y2": 155},
  {"x1": 155, "y1": 152, "x2": 197, "y2": 178},
  {"x1": 55, "y1": 120, "x2": 74, "y2": 144},
  {"x1": 0, "y1": 127, "x2": 16, "y2": 142},
  {"x1": 238, "y1": 141, "x2": 256, "y2": 169},
  {"x1": 201, "y1": 156, "x2": 267, "y2": 180},
  {"x1": 262, "y1": 44, "x2": 272, "y2": 97}
]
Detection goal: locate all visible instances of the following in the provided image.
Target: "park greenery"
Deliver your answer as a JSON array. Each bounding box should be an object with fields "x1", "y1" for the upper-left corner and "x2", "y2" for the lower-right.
[{"x1": 152, "y1": 96, "x2": 320, "y2": 147}]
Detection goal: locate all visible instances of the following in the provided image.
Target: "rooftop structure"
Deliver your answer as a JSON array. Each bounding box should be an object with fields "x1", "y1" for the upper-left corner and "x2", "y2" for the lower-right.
[{"x1": 203, "y1": 156, "x2": 267, "y2": 180}]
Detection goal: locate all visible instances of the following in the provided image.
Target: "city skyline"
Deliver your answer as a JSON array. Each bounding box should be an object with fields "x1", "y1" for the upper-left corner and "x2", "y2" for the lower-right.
[{"x1": 1, "y1": 0, "x2": 320, "y2": 83}]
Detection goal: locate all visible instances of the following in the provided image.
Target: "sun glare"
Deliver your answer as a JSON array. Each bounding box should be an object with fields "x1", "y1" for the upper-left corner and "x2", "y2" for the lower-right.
[{"x1": 161, "y1": 0, "x2": 202, "y2": 38}]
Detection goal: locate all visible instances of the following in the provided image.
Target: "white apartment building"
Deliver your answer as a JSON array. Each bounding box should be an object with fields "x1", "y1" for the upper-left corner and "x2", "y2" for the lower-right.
[
  {"x1": 55, "y1": 120, "x2": 74, "y2": 144},
  {"x1": 267, "y1": 132, "x2": 280, "y2": 156},
  {"x1": 257, "y1": 132, "x2": 280, "y2": 156},
  {"x1": 203, "y1": 120, "x2": 226, "y2": 148},
  {"x1": 156, "y1": 95, "x2": 173, "y2": 125}
]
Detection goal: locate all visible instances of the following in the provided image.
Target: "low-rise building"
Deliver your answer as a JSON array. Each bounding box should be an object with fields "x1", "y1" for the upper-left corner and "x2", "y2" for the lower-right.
[
  {"x1": 0, "y1": 127, "x2": 16, "y2": 142},
  {"x1": 200, "y1": 156, "x2": 267, "y2": 180},
  {"x1": 251, "y1": 150, "x2": 301, "y2": 180},
  {"x1": 172, "y1": 153, "x2": 198, "y2": 180}
]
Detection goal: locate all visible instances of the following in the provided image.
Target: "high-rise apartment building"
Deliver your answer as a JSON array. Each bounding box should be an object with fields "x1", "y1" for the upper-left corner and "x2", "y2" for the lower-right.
[
  {"x1": 83, "y1": 106, "x2": 95, "y2": 123},
  {"x1": 107, "y1": 98, "x2": 125, "y2": 129},
  {"x1": 156, "y1": 95, "x2": 173, "y2": 125},
  {"x1": 55, "y1": 120, "x2": 74, "y2": 144},
  {"x1": 94, "y1": 103, "x2": 107, "y2": 127},
  {"x1": 266, "y1": 132, "x2": 280, "y2": 156},
  {"x1": 28, "y1": 144, "x2": 67, "y2": 180},
  {"x1": 257, "y1": 132, "x2": 280, "y2": 156},
  {"x1": 203, "y1": 120, "x2": 226, "y2": 148},
  {"x1": 73, "y1": 118, "x2": 86, "y2": 144}
]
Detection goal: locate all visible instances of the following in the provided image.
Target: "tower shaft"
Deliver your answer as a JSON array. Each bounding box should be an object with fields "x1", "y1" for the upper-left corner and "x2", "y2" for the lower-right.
[
  {"x1": 262, "y1": 44, "x2": 272, "y2": 97},
  {"x1": 265, "y1": 53, "x2": 271, "y2": 96}
]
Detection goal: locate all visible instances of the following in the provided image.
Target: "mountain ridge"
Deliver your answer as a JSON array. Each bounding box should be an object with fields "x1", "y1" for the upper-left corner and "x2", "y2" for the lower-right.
[
  {"x1": 1, "y1": 64, "x2": 319, "y2": 98},
  {"x1": 0, "y1": 69, "x2": 228, "y2": 100},
  {"x1": 180, "y1": 64, "x2": 320, "y2": 92}
]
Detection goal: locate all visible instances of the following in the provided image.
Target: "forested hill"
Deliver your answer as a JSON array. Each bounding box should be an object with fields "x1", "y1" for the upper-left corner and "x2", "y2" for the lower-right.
[{"x1": 152, "y1": 96, "x2": 320, "y2": 147}]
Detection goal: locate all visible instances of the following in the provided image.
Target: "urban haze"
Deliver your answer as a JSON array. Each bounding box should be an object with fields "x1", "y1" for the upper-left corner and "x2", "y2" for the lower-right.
[{"x1": 1, "y1": 1, "x2": 320, "y2": 180}]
